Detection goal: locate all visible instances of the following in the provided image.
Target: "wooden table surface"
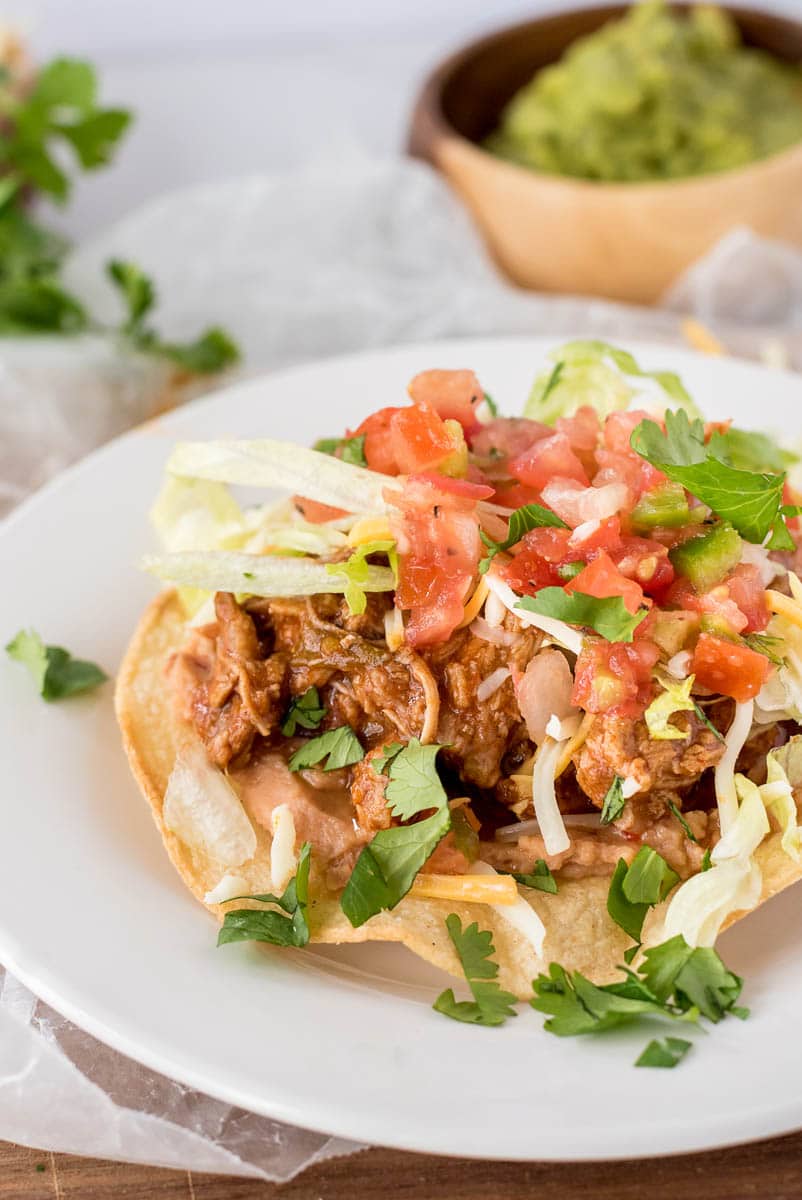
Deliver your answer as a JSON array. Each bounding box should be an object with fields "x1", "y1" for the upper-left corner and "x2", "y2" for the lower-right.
[{"x1": 4, "y1": 1133, "x2": 802, "y2": 1199}]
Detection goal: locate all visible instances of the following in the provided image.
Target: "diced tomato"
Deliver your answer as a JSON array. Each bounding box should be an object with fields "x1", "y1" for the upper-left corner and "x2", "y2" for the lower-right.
[
  {"x1": 497, "y1": 526, "x2": 573, "y2": 596},
  {"x1": 389, "y1": 476, "x2": 481, "y2": 647},
  {"x1": 408, "y1": 369, "x2": 485, "y2": 435},
  {"x1": 691, "y1": 633, "x2": 771, "y2": 702},
  {"x1": 352, "y1": 406, "x2": 405, "y2": 475},
  {"x1": 611, "y1": 536, "x2": 675, "y2": 599},
  {"x1": 470, "y1": 417, "x2": 550, "y2": 460},
  {"x1": 784, "y1": 481, "x2": 801, "y2": 533},
  {"x1": 566, "y1": 551, "x2": 645, "y2": 615},
  {"x1": 293, "y1": 496, "x2": 347, "y2": 524},
  {"x1": 415, "y1": 472, "x2": 494, "y2": 501},
  {"x1": 604, "y1": 410, "x2": 653, "y2": 455},
  {"x1": 568, "y1": 515, "x2": 622, "y2": 558},
  {"x1": 594, "y1": 449, "x2": 665, "y2": 500},
  {"x1": 556, "y1": 405, "x2": 601, "y2": 475},
  {"x1": 492, "y1": 482, "x2": 543, "y2": 510},
  {"x1": 668, "y1": 578, "x2": 748, "y2": 635},
  {"x1": 510, "y1": 432, "x2": 589, "y2": 490},
  {"x1": 389, "y1": 405, "x2": 460, "y2": 475},
  {"x1": 572, "y1": 637, "x2": 661, "y2": 718},
  {"x1": 726, "y1": 564, "x2": 769, "y2": 633}
]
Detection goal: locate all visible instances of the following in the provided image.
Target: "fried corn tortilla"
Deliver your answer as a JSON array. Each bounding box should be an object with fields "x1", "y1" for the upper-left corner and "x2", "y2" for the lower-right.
[{"x1": 115, "y1": 590, "x2": 802, "y2": 1000}]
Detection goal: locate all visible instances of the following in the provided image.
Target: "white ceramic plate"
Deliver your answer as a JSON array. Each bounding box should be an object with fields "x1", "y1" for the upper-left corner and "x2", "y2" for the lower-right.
[{"x1": 1, "y1": 337, "x2": 801, "y2": 1162}]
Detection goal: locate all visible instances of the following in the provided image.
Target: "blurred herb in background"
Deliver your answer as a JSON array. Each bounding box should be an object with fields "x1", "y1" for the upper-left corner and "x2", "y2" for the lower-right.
[{"x1": 0, "y1": 54, "x2": 239, "y2": 373}]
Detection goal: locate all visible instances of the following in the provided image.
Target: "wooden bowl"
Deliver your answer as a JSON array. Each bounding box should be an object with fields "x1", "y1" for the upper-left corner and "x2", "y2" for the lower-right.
[{"x1": 408, "y1": 5, "x2": 802, "y2": 304}]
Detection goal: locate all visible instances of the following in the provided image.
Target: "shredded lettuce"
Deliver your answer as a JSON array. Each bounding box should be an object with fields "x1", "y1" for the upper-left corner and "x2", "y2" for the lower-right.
[
  {"x1": 142, "y1": 551, "x2": 395, "y2": 598},
  {"x1": 167, "y1": 438, "x2": 397, "y2": 515},
  {"x1": 714, "y1": 699, "x2": 754, "y2": 834},
  {"x1": 150, "y1": 476, "x2": 246, "y2": 553},
  {"x1": 326, "y1": 539, "x2": 398, "y2": 615},
  {"x1": 644, "y1": 675, "x2": 696, "y2": 741},
  {"x1": 762, "y1": 738, "x2": 802, "y2": 861},
  {"x1": 524, "y1": 340, "x2": 700, "y2": 425},
  {"x1": 756, "y1": 612, "x2": 802, "y2": 722}
]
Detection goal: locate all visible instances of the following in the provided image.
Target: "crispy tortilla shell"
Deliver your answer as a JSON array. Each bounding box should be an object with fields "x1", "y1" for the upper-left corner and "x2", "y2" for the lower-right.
[{"x1": 116, "y1": 590, "x2": 802, "y2": 999}]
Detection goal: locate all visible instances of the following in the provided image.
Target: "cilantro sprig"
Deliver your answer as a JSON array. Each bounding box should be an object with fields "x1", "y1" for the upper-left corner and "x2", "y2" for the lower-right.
[
  {"x1": 313, "y1": 434, "x2": 367, "y2": 467},
  {"x1": 434, "y1": 915, "x2": 519, "y2": 1027},
  {"x1": 600, "y1": 775, "x2": 626, "y2": 825},
  {"x1": 217, "y1": 843, "x2": 311, "y2": 948},
  {"x1": 281, "y1": 686, "x2": 326, "y2": 736},
  {"x1": 531, "y1": 933, "x2": 745, "y2": 1065},
  {"x1": 630, "y1": 409, "x2": 790, "y2": 544},
  {"x1": 517, "y1": 591, "x2": 646, "y2": 643},
  {"x1": 607, "y1": 849, "x2": 679, "y2": 948},
  {"x1": 479, "y1": 503, "x2": 567, "y2": 575},
  {"x1": 288, "y1": 725, "x2": 364, "y2": 772},
  {"x1": 511, "y1": 859, "x2": 558, "y2": 893},
  {"x1": 6, "y1": 628, "x2": 107, "y2": 700},
  {"x1": 340, "y1": 740, "x2": 450, "y2": 927}
]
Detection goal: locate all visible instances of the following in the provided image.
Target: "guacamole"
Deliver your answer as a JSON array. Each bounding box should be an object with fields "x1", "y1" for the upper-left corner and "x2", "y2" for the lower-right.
[{"x1": 487, "y1": 0, "x2": 802, "y2": 182}]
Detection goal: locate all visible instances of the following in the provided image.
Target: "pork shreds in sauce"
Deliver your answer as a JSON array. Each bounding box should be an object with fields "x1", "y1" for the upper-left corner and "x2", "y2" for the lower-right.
[{"x1": 168, "y1": 589, "x2": 784, "y2": 883}]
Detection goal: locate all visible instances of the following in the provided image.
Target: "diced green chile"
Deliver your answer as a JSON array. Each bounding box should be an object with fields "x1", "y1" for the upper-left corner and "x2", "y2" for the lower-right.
[
  {"x1": 631, "y1": 482, "x2": 690, "y2": 531},
  {"x1": 669, "y1": 522, "x2": 742, "y2": 592}
]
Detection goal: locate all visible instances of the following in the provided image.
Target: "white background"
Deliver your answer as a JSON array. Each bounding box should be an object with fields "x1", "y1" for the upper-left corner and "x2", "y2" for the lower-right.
[{"x1": 7, "y1": 0, "x2": 802, "y2": 236}]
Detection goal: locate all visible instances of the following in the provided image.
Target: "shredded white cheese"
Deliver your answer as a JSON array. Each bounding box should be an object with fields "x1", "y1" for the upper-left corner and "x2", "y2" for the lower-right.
[
  {"x1": 485, "y1": 574, "x2": 583, "y2": 656},
  {"x1": 665, "y1": 650, "x2": 692, "y2": 680},
  {"x1": 163, "y1": 744, "x2": 257, "y2": 867},
  {"x1": 530, "y1": 737, "x2": 571, "y2": 855},
  {"x1": 715, "y1": 700, "x2": 754, "y2": 835},
  {"x1": 477, "y1": 667, "x2": 511, "y2": 702},
  {"x1": 621, "y1": 776, "x2": 641, "y2": 799},
  {"x1": 470, "y1": 862, "x2": 546, "y2": 957},
  {"x1": 204, "y1": 873, "x2": 248, "y2": 905},
  {"x1": 545, "y1": 712, "x2": 582, "y2": 742},
  {"x1": 270, "y1": 804, "x2": 298, "y2": 893}
]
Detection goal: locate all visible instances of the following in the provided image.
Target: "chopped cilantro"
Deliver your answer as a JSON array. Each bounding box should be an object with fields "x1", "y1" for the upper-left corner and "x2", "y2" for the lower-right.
[
  {"x1": 340, "y1": 742, "x2": 451, "y2": 927},
  {"x1": 6, "y1": 628, "x2": 107, "y2": 701},
  {"x1": 708, "y1": 426, "x2": 797, "y2": 475},
  {"x1": 372, "y1": 742, "x2": 404, "y2": 774},
  {"x1": 217, "y1": 843, "x2": 311, "y2": 948},
  {"x1": 600, "y1": 776, "x2": 626, "y2": 825},
  {"x1": 668, "y1": 800, "x2": 697, "y2": 843},
  {"x1": 635, "y1": 1036, "x2": 692, "y2": 1068},
  {"x1": 313, "y1": 434, "x2": 367, "y2": 467},
  {"x1": 630, "y1": 409, "x2": 787, "y2": 544},
  {"x1": 512, "y1": 859, "x2": 558, "y2": 893},
  {"x1": 701, "y1": 847, "x2": 712, "y2": 871},
  {"x1": 433, "y1": 915, "x2": 518, "y2": 1027},
  {"x1": 531, "y1": 932, "x2": 744, "y2": 1057},
  {"x1": 692, "y1": 701, "x2": 726, "y2": 742},
  {"x1": 744, "y1": 633, "x2": 786, "y2": 667},
  {"x1": 281, "y1": 686, "x2": 326, "y2": 736},
  {"x1": 482, "y1": 391, "x2": 499, "y2": 417},
  {"x1": 288, "y1": 725, "x2": 364, "y2": 772},
  {"x1": 557, "y1": 561, "x2": 584, "y2": 581},
  {"x1": 606, "y1": 849, "x2": 678, "y2": 943},
  {"x1": 517, "y1": 590, "x2": 646, "y2": 643},
  {"x1": 479, "y1": 503, "x2": 567, "y2": 574}
]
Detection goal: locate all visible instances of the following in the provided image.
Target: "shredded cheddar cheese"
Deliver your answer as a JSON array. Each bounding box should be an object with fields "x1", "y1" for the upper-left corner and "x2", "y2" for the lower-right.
[
  {"x1": 347, "y1": 516, "x2": 393, "y2": 546},
  {"x1": 409, "y1": 872, "x2": 518, "y2": 906},
  {"x1": 457, "y1": 575, "x2": 490, "y2": 629},
  {"x1": 556, "y1": 711, "x2": 595, "y2": 777},
  {"x1": 767, "y1": 589, "x2": 802, "y2": 631},
  {"x1": 681, "y1": 318, "x2": 725, "y2": 357}
]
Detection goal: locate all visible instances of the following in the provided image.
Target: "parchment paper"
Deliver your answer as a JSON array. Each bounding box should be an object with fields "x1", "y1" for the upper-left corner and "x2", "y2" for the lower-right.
[{"x1": 1, "y1": 155, "x2": 800, "y2": 1178}]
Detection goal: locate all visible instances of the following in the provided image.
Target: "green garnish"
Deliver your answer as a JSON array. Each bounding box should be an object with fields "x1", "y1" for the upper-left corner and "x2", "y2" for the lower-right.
[
  {"x1": 433, "y1": 915, "x2": 518, "y2": 1027},
  {"x1": 557, "y1": 561, "x2": 584, "y2": 581},
  {"x1": 340, "y1": 741, "x2": 450, "y2": 927},
  {"x1": 517, "y1": 590, "x2": 646, "y2": 643},
  {"x1": 479, "y1": 503, "x2": 567, "y2": 575},
  {"x1": 281, "y1": 686, "x2": 326, "y2": 736},
  {"x1": 314, "y1": 434, "x2": 368, "y2": 467},
  {"x1": 606, "y1": 849, "x2": 679, "y2": 944},
  {"x1": 668, "y1": 801, "x2": 698, "y2": 843},
  {"x1": 635, "y1": 1037, "x2": 692, "y2": 1069},
  {"x1": 512, "y1": 859, "x2": 558, "y2": 893},
  {"x1": 701, "y1": 848, "x2": 713, "y2": 871},
  {"x1": 288, "y1": 725, "x2": 364, "y2": 772},
  {"x1": 327, "y1": 540, "x2": 398, "y2": 615},
  {"x1": 744, "y1": 633, "x2": 786, "y2": 668},
  {"x1": 630, "y1": 410, "x2": 788, "y2": 544},
  {"x1": 708, "y1": 427, "x2": 797, "y2": 475},
  {"x1": 692, "y1": 701, "x2": 725, "y2": 743},
  {"x1": 372, "y1": 742, "x2": 405, "y2": 774},
  {"x1": 217, "y1": 843, "x2": 311, "y2": 948},
  {"x1": 531, "y1": 934, "x2": 745, "y2": 1047},
  {"x1": 6, "y1": 628, "x2": 107, "y2": 701},
  {"x1": 482, "y1": 391, "x2": 499, "y2": 418},
  {"x1": 600, "y1": 776, "x2": 626, "y2": 825}
]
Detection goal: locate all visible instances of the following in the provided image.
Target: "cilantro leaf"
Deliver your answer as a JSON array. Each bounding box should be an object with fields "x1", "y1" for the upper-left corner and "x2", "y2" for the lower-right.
[
  {"x1": 326, "y1": 540, "x2": 397, "y2": 615},
  {"x1": 433, "y1": 915, "x2": 518, "y2": 1027},
  {"x1": 372, "y1": 742, "x2": 404, "y2": 774},
  {"x1": 530, "y1": 962, "x2": 669, "y2": 1036},
  {"x1": 217, "y1": 843, "x2": 311, "y2": 948},
  {"x1": 600, "y1": 775, "x2": 625, "y2": 825},
  {"x1": 138, "y1": 326, "x2": 241, "y2": 375},
  {"x1": 517, "y1": 590, "x2": 646, "y2": 643},
  {"x1": 606, "y1": 849, "x2": 678, "y2": 943},
  {"x1": 668, "y1": 800, "x2": 697, "y2": 843},
  {"x1": 6, "y1": 628, "x2": 107, "y2": 701},
  {"x1": 482, "y1": 391, "x2": 499, "y2": 417},
  {"x1": 631, "y1": 410, "x2": 786, "y2": 543},
  {"x1": 708, "y1": 427, "x2": 797, "y2": 474},
  {"x1": 0, "y1": 275, "x2": 87, "y2": 334},
  {"x1": 384, "y1": 739, "x2": 447, "y2": 821},
  {"x1": 339, "y1": 806, "x2": 451, "y2": 927},
  {"x1": 512, "y1": 859, "x2": 558, "y2": 893},
  {"x1": 635, "y1": 1036, "x2": 692, "y2": 1068},
  {"x1": 313, "y1": 434, "x2": 367, "y2": 466},
  {"x1": 479, "y1": 503, "x2": 567, "y2": 574},
  {"x1": 288, "y1": 725, "x2": 364, "y2": 772},
  {"x1": 341, "y1": 742, "x2": 451, "y2": 927},
  {"x1": 639, "y1": 936, "x2": 744, "y2": 1021},
  {"x1": 107, "y1": 259, "x2": 155, "y2": 332},
  {"x1": 281, "y1": 686, "x2": 326, "y2": 736}
]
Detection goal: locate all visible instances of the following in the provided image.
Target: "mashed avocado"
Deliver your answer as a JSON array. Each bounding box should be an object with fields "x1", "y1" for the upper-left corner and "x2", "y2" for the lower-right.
[{"x1": 487, "y1": 0, "x2": 802, "y2": 182}]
